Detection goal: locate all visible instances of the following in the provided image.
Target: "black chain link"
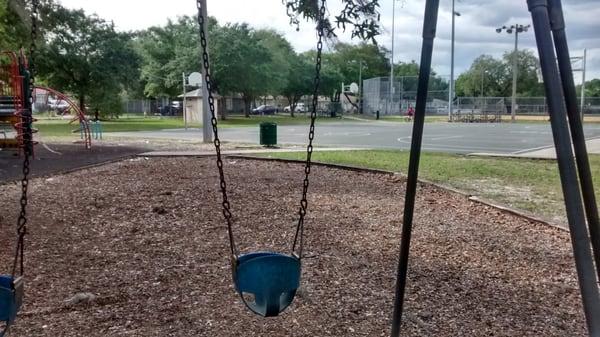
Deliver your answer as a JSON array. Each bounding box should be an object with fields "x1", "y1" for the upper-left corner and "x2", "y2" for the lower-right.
[
  {"x1": 196, "y1": 0, "x2": 326, "y2": 261},
  {"x1": 291, "y1": 0, "x2": 326, "y2": 258},
  {"x1": 12, "y1": 0, "x2": 38, "y2": 277},
  {"x1": 196, "y1": 0, "x2": 237, "y2": 259}
]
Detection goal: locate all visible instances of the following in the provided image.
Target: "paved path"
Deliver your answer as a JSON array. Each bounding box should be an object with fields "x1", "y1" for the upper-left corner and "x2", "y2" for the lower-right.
[{"x1": 107, "y1": 121, "x2": 600, "y2": 155}]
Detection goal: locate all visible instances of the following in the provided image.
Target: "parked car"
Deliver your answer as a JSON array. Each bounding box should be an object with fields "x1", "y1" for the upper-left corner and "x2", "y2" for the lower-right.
[
  {"x1": 159, "y1": 102, "x2": 183, "y2": 116},
  {"x1": 252, "y1": 105, "x2": 278, "y2": 115},
  {"x1": 48, "y1": 98, "x2": 70, "y2": 115},
  {"x1": 284, "y1": 103, "x2": 305, "y2": 113}
]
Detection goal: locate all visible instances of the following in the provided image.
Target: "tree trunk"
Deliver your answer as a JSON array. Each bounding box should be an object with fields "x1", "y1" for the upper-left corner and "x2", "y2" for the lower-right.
[
  {"x1": 79, "y1": 94, "x2": 86, "y2": 115},
  {"x1": 243, "y1": 97, "x2": 251, "y2": 118},
  {"x1": 286, "y1": 96, "x2": 295, "y2": 117},
  {"x1": 219, "y1": 98, "x2": 227, "y2": 121}
]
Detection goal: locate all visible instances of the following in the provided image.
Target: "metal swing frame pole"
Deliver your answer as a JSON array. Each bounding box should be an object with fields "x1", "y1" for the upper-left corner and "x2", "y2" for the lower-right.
[
  {"x1": 547, "y1": 0, "x2": 600, "y2": 282},
  {"x1": 390, "y1": 0, "x2": 440, "y2": 336},
  {"x1": 527, "y1": 1, "x2": 600, "y2": 336}
]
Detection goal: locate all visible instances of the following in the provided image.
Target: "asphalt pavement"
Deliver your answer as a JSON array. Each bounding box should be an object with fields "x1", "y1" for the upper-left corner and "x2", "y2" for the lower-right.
[{"x1": 106, "y1": 120, "x2": 600, "y2": 155}]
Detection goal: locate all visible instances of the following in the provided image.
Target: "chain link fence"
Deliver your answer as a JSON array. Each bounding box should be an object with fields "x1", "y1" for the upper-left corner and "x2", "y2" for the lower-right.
[
  {"x1": 506, "y1": 97, "x2": 600, "y2": 115},
  {"x1": 362, "y1": 76, "x2": 449, "y2": 116},
  {"x1": 362, "y1": 75, "x2": 600, "y2": 118}
]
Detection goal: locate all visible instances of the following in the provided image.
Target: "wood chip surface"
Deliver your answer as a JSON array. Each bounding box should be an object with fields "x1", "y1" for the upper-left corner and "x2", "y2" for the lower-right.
[{"x1": 0, "y1": 157, "x2": 587, "y2": 336}]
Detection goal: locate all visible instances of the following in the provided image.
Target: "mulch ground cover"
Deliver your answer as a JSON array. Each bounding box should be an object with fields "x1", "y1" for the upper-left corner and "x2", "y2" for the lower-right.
[{"x1": 0, "y1": 157, "x2": 588, "y2": 336}]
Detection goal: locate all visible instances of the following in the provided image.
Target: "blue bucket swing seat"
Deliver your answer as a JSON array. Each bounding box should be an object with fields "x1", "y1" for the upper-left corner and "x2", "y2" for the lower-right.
[
  {"x1": 233, "y1": 252, "x2": 301, "y2": 317},
  {"x1": 196, "y1": 0, "x2": 326, "y2": 319},
  {"x1": 0, "y1": 276, "x2": 23, "y2": 337}
]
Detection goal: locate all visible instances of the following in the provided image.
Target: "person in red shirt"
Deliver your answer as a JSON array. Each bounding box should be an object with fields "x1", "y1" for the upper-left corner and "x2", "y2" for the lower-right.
[{"x1": 406, "y1": 104, "x2": 415, "y2": 121}]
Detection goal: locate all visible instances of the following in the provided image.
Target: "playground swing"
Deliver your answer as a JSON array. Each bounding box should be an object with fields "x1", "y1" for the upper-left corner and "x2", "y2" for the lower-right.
[
  {"x1": 196, "y1": 0, "x2": 326, "y2": 317},
  {"x1": 0, "y1": 0, "x2": 37, "y2": 335}
]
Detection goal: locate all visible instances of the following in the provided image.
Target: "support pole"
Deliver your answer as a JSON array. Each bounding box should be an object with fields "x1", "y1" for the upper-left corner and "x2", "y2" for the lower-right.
[
  {"x1": 528, "y1": 1, "x2": 600, "y2": 336},
  {"x1": 390, "y1": 0, "x2": 440, "y2": 336},
  {"x1": 183, "y1": 72, "x2": 188, "y2": 131},
  {"x1": 548, "y1": 0, "x2": 600, "y2": 286},
  {"x1": 200, "y1": 0, "x2": 212, "y2": 143}
]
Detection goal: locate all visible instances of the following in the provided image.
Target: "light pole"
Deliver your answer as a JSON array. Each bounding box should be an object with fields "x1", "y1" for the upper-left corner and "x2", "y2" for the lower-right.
[
  {"x1": 497, "y1": 23, "x2": 530, "y2": 122},
  {"x1": 448, "y1": 2, "x2": 460, "y2": 122},
  {"x1": 480, "y1": 68, "x2": 489, "y2": 97},
  {"x1": 569, "y1": 49, "x2": 587, "y2": 120},
  {"x1": 359, "y1": 60, "x2": 364, "y2": 114},
  {"x1": 389, "y1": 0, "x2": 399, "y2": 115}
]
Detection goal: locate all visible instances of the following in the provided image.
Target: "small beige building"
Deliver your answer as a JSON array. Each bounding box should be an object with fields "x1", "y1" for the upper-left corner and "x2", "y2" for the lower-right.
[{"x1": 180, "y1": 89, "x2": 221, "y2": 123}]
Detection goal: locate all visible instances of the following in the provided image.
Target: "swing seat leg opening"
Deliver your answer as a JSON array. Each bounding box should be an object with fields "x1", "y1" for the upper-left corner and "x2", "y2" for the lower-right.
[
  {"x1": 0, "y1": 276, "x2": 23, "y2": 335},
  {"x1": 234, "y1": 252, "x2": 301, "y2": 317}
]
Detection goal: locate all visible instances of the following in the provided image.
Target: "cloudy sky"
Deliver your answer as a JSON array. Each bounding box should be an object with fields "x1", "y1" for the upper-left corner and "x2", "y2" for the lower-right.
[{"x1": 58, "y1": 0, "x2": 599, "y2": 80}]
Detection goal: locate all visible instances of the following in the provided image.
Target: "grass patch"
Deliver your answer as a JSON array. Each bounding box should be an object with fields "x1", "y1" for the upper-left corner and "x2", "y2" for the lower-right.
[
  {"x1": 36, "y1": 117, "x2": 200, "y2": 137},
  {"x1": 218, "y1": 114, "x2": 340, "y2": 127},
  {"x1": 258, "y1": 150, "x2": 600, "y2": 224},
  {"x1": 35, "y1": 114, "x2": 345, "y2": 138}
]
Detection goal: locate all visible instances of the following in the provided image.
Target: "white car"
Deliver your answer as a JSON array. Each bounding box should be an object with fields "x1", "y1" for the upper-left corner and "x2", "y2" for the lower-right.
[{"x1": 284, "y1": 103, "x2": 305, "y2": 113}]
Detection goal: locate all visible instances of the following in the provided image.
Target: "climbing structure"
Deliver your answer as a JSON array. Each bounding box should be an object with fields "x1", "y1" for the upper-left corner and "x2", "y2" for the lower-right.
[
  {"x1": 34, "y1": 86, "x2": 92, "y2": 149},
  {"x1": 0, "y1": 51, "x2": 34, "y2": 152}
]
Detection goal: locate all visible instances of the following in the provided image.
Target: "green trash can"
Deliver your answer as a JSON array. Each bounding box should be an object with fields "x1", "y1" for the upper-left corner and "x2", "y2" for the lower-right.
[{"x1": 259, "y1": 122, "x2": 277, "y2": 146}]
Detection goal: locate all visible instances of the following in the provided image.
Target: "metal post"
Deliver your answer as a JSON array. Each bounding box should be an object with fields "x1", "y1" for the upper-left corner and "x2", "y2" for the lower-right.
[
  {"x1": 390, "y1": 0, "x2": 396, "y2": 115},
  {"x1": 182, "y1": 72, "x2": 188, "y2": 130},
  {"x1": 581, "y1": 48, "x2": 587, "y2": 120},
  {"x1": 548, "y1": 0, "x2": 600, "y2": 286},
  {"x1": 390, "y1": 0, "x2": 440, "y2": 336},
  {"x1": 200, "y1": 0, "x2": 212, "y2": 143},
  {"x1": 481, "y1": 67, "x2": 484, "y2": 97},
  {"x1": 511, "y1": 28, "x2": 519, "y2": 122},
  {"x1": 359, "y1": 61, "x2": 363, "y2": 114},
  {"x1": 449, "y1": 0, "x2": 455, "y2": 122},
  {"x1": 528, "y1": 1, "x2": 600, "y2": 336}
]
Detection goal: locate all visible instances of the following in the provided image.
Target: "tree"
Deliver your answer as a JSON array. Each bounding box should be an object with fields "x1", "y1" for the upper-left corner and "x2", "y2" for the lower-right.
[
  {"x1": 455, "y1": 51, "x2": 543, "y2": 98},
  {"x1": 302, "y1": 50, "x2": 343, "y2": 101},
  {"x1": 583, "y1": 79, "x2": 600, "y2": 98},
  {"x1": 37, "y1": 4, "x2": 139, "y2": 116},
  {"x1": 1, "y1": 0, "x2": 56, "y2": 51},
  {"x1": 283, "y1": 0, "x2": 381, "y2": 42},
  {"x1": 281, "y1": 53, "x2": 313, "y2": 116},
  {"x1": 455, "y1": 55, "x2": 507, "y2": 97},
  {"x1": 136, "y1": 16, "x2": 219, "y2": 99},
  {"x1": 503, "y1": 49, "x2": 544, "y2": 97},
  {"x1": 327, "y1": 42, "x2": 389, "y2": 86},
  {"x1": 210, "y1": 23, "x2": 273, "y2": 117},
  {"x1": 254, "y1": 29, "x2": 294, "y2": 98}
]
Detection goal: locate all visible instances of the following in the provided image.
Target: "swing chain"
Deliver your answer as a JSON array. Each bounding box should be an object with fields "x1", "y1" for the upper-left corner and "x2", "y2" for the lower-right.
[
  {"x1": 292, "y1": 0, "x2": 326, "y2": 258},
  {"x1": 196, "y1": 0, "x2": 237, "y2": 259},
  {"x1": 12, "y1": 0, "x2": 38, "y2": 277}
]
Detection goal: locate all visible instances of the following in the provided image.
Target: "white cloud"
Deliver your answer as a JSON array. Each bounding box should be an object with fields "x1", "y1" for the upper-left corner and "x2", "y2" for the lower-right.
[{"x1": 58, "y1": 0, "x2": 599, "y2": 79}]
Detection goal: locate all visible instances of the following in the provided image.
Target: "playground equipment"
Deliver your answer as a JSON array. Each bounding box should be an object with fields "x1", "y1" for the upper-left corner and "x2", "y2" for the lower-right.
[
  {"x1": 1, "y1": 1, "x2": 37, "y2": 335},
  {"x1": 34, "y1": 86, "x2": 92, "y2": 149},
  {"x1": 391, "y1": 1, "x2": 600, "y2": 337},
  {"x1": 196, "y1": 0, "x2": 325, "y2": 317},
  {"x1": 0, "y1": 51, "x2": 37, "y2": 153}
]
